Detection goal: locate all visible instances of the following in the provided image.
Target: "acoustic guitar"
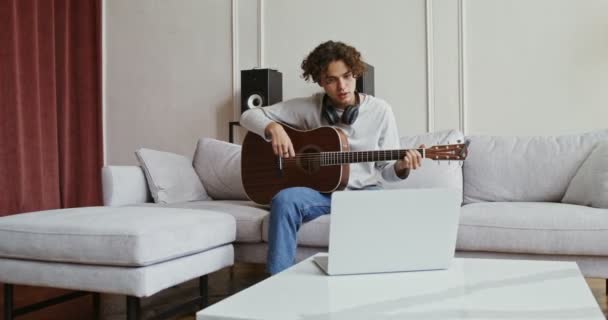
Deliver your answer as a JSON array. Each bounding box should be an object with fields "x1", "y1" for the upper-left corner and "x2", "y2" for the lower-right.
[{"x1": 241, "y1": 126, "x2": 469, "y2": 205}]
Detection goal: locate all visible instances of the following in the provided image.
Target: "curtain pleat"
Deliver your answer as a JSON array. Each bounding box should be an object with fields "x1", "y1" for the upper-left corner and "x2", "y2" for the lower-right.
[
  {"x1": 0, "y1": 0, "x2": 102, "y2": 216},
  {"x1": 0, "y1": 1, "x2": 101, "y2": 317}
]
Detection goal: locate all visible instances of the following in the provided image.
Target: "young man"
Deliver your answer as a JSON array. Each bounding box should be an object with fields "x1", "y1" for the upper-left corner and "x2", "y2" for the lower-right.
[{"x1": 240, "y1": 40, "x2": 423, "y2": 274}]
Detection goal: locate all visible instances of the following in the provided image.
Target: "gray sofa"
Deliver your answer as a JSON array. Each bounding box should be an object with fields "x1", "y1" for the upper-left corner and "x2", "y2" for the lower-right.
[
  {"x1": 103, "y1": 129, "x2": 608, "y2": 278},
  {"x1": 0, "y1": 205, "x2": 235, "y2": 320}
]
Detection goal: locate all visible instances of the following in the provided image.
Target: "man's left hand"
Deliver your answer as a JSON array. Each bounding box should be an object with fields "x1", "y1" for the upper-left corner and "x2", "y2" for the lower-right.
[{"x1": 395, "y1": 144, "x2": 425, "y2": 176}]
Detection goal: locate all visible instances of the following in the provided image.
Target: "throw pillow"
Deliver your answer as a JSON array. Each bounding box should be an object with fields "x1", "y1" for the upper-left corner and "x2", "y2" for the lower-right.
[
  {"x1": 193, "y1": 138, "x2": 248, "y2": 200},
  {"x1": 562, "y1": 141, "x2": 608, "y2": 208},
  {"x1": 135, "y1": 148, "x2": 210, "y2": 204},
  {"x1": 382, "y1": 129, "x2": 465, "y2": 196}
]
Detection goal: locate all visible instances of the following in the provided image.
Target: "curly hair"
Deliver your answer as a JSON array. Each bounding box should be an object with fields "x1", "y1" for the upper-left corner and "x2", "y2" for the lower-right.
[{"x1": 301, "y1": 41, "x2": 367, "y2": 83}]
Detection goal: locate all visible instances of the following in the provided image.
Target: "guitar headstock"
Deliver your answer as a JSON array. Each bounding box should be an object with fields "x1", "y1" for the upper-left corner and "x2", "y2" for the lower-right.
[{"x1": 424, "y1": 140, "x2": 470, "y2": 161}]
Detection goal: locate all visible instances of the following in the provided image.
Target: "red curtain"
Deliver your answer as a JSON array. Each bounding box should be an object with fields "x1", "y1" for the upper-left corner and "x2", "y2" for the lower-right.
[{"x1": 0, "y1": 0, "x2": 103, "y2": 216}]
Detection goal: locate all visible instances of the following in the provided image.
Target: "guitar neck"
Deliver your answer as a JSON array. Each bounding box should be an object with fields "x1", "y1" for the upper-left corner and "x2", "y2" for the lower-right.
[{"x1": 320, "y1": 149, "x2": 424, "y2": 166}]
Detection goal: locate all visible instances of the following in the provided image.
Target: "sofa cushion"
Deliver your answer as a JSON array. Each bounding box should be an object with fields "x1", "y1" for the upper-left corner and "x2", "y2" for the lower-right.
[
  {"x1": 193, "y1": 138, "x2": 248, "y2": 200},
  {"x1": 562, "y1": 141, "x2": 608, "y2": 209},
  {"x1": 0, "y1": 207, "x2": 235, "y2": 267},
  {"x1": 102, "y1": 166, "x2": 151, "y2": 206},
  {"x1": 143, "y1": 200, "x2": 268, "y2": 243},
  {"x1": 400, "y1": 129, "x2": 465, "y2": 150},
  {"x1": 0, "y1": 245, "x2": 233, "y2": 298},
  {"x1": 135, "y1": 148, "x2": 210, "y2": 204},
  {"x1": 463, "y1": 130, "x2": 608, "y2": 204},
  {"x1": 262, "y1": 214, "x2": 330, "y2": 247},
  {"x1": 457, "y1": 202, "x2": 608, "y2": 256},
  {"x1": 382, "y1": 129, "x2": 464, "y2": 198}
]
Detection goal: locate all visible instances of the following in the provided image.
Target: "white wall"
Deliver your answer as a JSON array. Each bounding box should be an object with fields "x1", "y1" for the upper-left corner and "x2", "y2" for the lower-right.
[
  {"x1": 105, "y1": 0, "x2": 232, "y2": 165},
  {"x1": 463, "y1": 0, "x2": 608, "y2": 135},
  {"x1": 104, "y1": 0, "x2": 608, "y2": 164},
  {"x1": 263, "y1": 0, "x2": 429, "y2": 136}
]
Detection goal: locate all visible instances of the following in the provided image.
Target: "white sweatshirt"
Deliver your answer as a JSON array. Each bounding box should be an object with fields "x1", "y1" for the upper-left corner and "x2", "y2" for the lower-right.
[{"x1": 239, "y1": 93, "x2": 406, "y2": 189}]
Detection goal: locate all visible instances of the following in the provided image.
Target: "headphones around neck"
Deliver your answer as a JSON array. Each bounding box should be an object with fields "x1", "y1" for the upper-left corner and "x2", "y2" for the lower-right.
[{"x1": 321, "y1": 92, "x2": 361, "y2": 125}]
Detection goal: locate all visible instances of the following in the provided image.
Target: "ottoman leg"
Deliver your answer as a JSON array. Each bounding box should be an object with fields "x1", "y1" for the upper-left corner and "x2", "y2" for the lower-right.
[
  {"x1": 3, "y1": 284, "x2": 13, "y2": 320},
  {"x1": 199, "y1": 275, "x2": 209, "y2": 308},
  {"x1": 92, "y1": 293, "x2": 100, "y2": 320},
  {"x1": 126, "y1": 296, "x2": 141, "y2": 320}
]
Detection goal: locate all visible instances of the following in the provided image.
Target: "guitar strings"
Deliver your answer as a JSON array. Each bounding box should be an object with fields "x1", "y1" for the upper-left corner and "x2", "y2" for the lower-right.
[
  {"x1": 273, "y1": 149, "x2": 425, "y2": 161},
  {"x1": 272, "y1": 146, "x2": 463, "y2": 161},
  {"x1": 277, "y1": 150, "x2": 460, "y2": 163},
  {"x1": 280, "y1": 154, "x2": 460, "y2": 163},
  {"x1": 281, "y1": 153, "x2": 414, "y2": 165}
]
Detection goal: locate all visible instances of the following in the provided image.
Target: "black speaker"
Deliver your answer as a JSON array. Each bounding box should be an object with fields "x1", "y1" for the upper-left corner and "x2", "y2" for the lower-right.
[
  {"x1": 240, "y1": 68, "x2": 283, "y2": 114},
  {"x1": 356, "y1": 62, "x2": 374, "y2": 96}
]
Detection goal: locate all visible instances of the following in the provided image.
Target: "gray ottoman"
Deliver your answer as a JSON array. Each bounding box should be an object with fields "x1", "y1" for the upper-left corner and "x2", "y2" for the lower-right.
[{"x1": 0, "y1": 206, "x2": 235, "y2": 320}]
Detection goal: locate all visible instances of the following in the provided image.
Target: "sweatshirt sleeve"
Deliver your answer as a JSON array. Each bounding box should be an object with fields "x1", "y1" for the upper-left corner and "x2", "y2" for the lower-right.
[
  {"x1": 239, "y1": 107, "x2": 275, "y2": 141},
  {"x1": 377, "y1": 105, "x2": 408, "y2": 182},
  {"x1": 239, "y1": 97, "x2": 316, "y2": 141}
]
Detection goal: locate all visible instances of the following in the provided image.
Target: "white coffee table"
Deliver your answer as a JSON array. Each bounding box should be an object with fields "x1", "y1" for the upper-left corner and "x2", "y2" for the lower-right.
[{"x1": 197, "y1": 254, "x2": 604, "y2": 319}]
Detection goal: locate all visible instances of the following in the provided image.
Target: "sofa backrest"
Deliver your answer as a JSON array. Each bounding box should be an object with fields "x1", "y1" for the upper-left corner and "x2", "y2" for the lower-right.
[
  {"x1": 383, "y1": 130, "x2": 465, "y2": 200},
  {"x1": 102, "y1": 166, "x2": 152, "y2": 206},
  {"x1": 193, "y1": 138, "x2": 248, "y2": 200},
  {"x1": 463, "y1": 130, "x2": 608, "y2": 204}
]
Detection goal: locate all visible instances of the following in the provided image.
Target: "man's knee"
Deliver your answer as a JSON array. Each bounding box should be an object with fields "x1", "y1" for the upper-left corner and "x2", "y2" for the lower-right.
[
  {"x1": 270, "y1": 187, "x2": 310, "y2": 220},
  {"x1": 272, "y1": 187, "x2": 309, "y2": 206}
]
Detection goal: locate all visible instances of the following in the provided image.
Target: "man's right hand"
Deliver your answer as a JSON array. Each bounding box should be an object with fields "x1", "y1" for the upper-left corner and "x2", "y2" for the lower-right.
[{"x1": 264, "y1": 122, "x2": 295, "y2": 158}]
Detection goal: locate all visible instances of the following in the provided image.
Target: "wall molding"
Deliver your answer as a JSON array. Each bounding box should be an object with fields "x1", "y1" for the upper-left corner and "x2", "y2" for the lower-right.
[
  {"x1": 457, "y1": 0, "x2": 467, "y2": 135},
  {"x1": 102, "y1": 0, "x2": 107, "y2": 165},
  {"x1": 231, "y1": 0, "x2": 240, "y2": 120},
  {"x1": 247, "y1": 1, "x2": 467, "y2": 134},
  {"x1": 425, "y1": 0, "x2": 435, "y2": 133}
]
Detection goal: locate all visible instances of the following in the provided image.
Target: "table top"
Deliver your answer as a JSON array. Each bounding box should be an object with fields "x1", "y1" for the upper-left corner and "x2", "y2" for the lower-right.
[{"x1": 197, "y1": 254, "x2": 604, "y2": 320}]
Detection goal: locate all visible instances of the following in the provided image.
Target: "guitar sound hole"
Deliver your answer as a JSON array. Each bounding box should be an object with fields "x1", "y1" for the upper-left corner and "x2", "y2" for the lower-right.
[{"x1": 297, "y1": 146, "x2": 321, "y2": 175}]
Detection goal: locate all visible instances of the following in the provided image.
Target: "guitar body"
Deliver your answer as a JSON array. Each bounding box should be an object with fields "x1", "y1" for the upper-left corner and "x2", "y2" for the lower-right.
[
  {"x1": 241, "y1": 126, "x2": 470, "y2": 205},
  {"x1": 241, "y1": 126, "x2": 350, "y2": 205}
]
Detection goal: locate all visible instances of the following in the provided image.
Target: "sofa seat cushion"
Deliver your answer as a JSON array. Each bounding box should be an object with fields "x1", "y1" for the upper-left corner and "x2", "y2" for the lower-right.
[
  {"x1": 143, "y1": 200, "x2": 268, "y2": 243},
  {"x1": 458, "y1": 202, "x2": 608, "y2": 256},
  {"x1": 262, "y1": 214, "x2": 330, "y2": 247},
  {"x1": 0, "y1": 206, "x2": 236, "y2": 267}
]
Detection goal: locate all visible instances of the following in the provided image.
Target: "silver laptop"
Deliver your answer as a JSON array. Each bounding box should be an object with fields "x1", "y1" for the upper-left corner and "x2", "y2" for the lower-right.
[{"x1": 313, "y1": 188, "x2": 461, "y2": 276}]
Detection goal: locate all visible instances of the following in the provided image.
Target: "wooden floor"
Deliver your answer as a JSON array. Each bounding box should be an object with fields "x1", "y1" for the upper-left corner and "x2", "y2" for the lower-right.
[
  {"x1": 176, "y1": 263, "x2": 608, "y2": 320},
  {"x1": 176, "y1": 263, "x2": 268, "y2": 320},
  {"x1": 588, "y1": 278, "x2": 608, "y2": 317}
]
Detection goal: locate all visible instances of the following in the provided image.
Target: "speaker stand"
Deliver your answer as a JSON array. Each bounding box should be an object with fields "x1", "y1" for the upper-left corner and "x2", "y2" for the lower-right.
[{"x1": 228, "y1": 121, "x2": 241, "y2": 144}]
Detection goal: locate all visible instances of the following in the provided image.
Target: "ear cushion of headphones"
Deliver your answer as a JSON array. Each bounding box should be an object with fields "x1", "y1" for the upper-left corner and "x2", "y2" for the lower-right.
[
  {"x1": 321, "y1": 94, "x2": 360, "y2": 125},
  {"x1": 341, "y1": 105, "x2": 359, "y2": 125},
  {"x1": 323, "y1": 103, "x2": 341, "y2": 125}
]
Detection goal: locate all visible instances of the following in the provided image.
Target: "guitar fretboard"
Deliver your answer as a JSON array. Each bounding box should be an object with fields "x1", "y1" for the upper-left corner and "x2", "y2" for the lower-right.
[{"x1": 318, "y1": 149, "x2": 424, "y2": 166}]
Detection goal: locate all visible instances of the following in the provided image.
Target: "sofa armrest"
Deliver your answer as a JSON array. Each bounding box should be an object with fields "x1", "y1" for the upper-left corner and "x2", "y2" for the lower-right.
[{"x1": 102, "y1": 166, "x2": 152, "y2": 206}]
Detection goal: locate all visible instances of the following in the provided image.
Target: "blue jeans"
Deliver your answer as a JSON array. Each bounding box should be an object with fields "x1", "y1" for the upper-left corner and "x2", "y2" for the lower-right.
[{"x1": 267, "y1": 186, "x2": 380, "y2": 274}]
